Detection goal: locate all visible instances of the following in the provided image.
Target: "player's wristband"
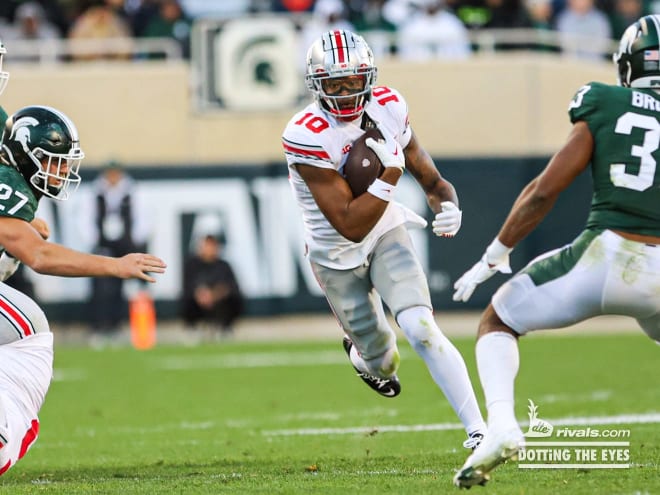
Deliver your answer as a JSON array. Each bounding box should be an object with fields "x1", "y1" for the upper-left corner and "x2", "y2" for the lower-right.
[
  {"x1": 486, "y1": 238, "x2": 513, "y2": 262},
  {"x1": 367, "y1": 179, "x2": 396, "y2": 202}
]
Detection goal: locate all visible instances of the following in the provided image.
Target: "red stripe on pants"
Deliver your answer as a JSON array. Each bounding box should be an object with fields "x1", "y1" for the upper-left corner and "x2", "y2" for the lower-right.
[
  {"x1": 18, "y1": 419, "x2": 39, "y2": 459},
  {"x1": 0, "y1": 298, "x2": 32, "y2": 337}
]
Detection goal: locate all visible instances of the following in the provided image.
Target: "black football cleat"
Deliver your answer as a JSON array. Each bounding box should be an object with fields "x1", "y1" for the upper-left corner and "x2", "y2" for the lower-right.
[{"x1": 342, "y1": 336, "x2": 401, "y2": 398}]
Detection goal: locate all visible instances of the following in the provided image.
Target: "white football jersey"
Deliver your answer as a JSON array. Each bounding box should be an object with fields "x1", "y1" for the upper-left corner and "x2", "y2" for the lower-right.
[{"x1": 282, "y1": 86, "x2": 426, "y2": 269}]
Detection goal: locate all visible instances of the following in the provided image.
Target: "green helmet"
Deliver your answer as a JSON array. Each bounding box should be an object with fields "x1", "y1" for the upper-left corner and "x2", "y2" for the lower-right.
[
  {"x1": 614, "y1": 15, "x2": 660, "y2": 88},
  {"x1": 0, "y1": 40, "x2": 8, "y2": 96},
  {"x1": 1, "y1": 105, "x2": 84, "y2": 200}
]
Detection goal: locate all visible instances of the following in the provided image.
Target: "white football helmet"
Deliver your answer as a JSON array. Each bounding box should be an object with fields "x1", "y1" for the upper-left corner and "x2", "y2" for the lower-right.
[
  {"x1": 0, "y1": 40, "x2": 8, "y2": 96},
  {"x1": 305, "y1": 30, "x2": 377, "y2": 120}
]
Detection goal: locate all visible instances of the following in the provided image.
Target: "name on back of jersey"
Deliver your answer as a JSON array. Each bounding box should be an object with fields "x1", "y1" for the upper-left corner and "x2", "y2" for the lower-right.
[{"x1": 632, "y1": 91, "x2": 660, "y2": 112}]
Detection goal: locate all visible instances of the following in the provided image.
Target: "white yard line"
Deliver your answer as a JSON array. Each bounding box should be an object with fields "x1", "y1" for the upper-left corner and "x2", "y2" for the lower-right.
[{"x1": 262, "y1": 412, "x2": 660, "y2": 436}]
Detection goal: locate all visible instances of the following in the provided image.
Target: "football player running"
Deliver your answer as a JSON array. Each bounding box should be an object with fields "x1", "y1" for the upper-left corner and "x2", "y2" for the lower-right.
[
  {"x1": 0, "y1": 105, "x2": 166, "y2": 475},
  {"x1": 452, "y1": 14, "x2": 660, "y2": 488},
  {"x1": 282, "y1": 29, "x2": 486, "y2": 450}
]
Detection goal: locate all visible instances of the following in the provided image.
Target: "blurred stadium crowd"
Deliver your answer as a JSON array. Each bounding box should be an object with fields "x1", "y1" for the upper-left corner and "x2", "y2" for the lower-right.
[{"x1": 0, "y1": 0, "x2": 646, "y2": 62}]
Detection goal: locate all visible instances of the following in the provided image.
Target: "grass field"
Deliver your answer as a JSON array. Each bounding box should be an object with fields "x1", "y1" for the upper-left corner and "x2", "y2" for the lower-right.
[{"x1": 0, "y1": 331, "x2": 657, "y2": 494}]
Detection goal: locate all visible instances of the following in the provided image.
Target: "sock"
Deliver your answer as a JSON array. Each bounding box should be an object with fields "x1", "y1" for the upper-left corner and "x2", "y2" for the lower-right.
[
  {"x1": 476, "y1": 332, "x2": 520, "y2": 431},
  {"x1": 397, "y1": 306, "x2": 486, "y2": 435}
]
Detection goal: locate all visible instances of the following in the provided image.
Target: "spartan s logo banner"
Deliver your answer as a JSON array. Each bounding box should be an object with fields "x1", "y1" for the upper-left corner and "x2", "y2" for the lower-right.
[{"x1": 193, "y1": 16, "x2": 300, "y2": 111}]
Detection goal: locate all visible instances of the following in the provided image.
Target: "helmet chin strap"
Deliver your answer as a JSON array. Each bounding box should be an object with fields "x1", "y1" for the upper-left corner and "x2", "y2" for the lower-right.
[
  {"x1": 320, "y1": 97, "x2": 364, "y2": 120},
  {"x1": 321, "y1": 91, "x2": 369, "y2": 120},
  {"x1": 330, "y1": 106, "x2": 364, "y2": 121}
]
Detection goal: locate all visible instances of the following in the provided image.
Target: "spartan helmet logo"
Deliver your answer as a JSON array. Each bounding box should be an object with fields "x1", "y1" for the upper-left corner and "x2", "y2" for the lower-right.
[{"x1": 9, "y1": 116, "x2": 39, "y2": 153}]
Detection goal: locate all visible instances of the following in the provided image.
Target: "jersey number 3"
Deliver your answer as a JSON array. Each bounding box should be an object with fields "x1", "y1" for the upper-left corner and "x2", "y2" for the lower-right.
[{"x1": 612, "y1": 112, "x2": 659, "y2": 192}]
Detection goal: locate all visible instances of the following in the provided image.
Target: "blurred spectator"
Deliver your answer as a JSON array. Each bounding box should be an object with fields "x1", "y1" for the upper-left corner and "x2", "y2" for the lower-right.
[
  {"x1": 484, "y1": 0, "x2": 533, "y2": 28},
  {"x1": 524, "y1": 0, "x2": 559, "y2": 50},
  {"x1": 0, "y1": 0, "x2": 68, "y2": 35},
  {"x1": 382, "y1": 0, "x2": 420, "y2": 26},
  {"x1": 299, "y1": 0, "x2": 356, "y2": 70},
  {"x1": 104, "y1": 0, "x2": 133, "y2": 23},
  {"x1": 555, "y1": 0, "x2": 612, "y2": 59},
  {"x1": 67, "y1": 0, "x2": 133, "y2": 60},
  {"x1": 247, "y1": 0, "x2": 278, "y2": 12},
  {"x1": 526, "y1": 0, "x2": 555, "y2": 29},
  {"x1": 81, "y1": 162, "x2": 151, "y2": 341},
  {"x1": 141, "y1": 0, "x2": 192, "y2": 58},
  {"x1": 609, "y1": 0, "x2": 647, "y2": 39},
  {"x1": 350, "y1": 0, "x2": 398, "y2": 57},
  {"x1": 271, "y1": 0, "x2": 315, "y2": 12},
  {"x1": 129, "y1": 0, "x2": 160, "y2": 36},
  {"x1": 480, "y1": 0, "x2": 533, "y2": 51},
  {"x1": 396, "y1": 0, "x2": 472, "y2": 60},
  {"x1": 181, "y1": 234, "x2": 244, "y2": 338},
  {"x1": 178, "y1": 0, "x2": 251, "y2": 17},
  {"x1": 454, "y1": 0, "x2": 497, "y2": 29},
  {"x1": 2, "y1": 1, "x2": 60, "y2": 42}
]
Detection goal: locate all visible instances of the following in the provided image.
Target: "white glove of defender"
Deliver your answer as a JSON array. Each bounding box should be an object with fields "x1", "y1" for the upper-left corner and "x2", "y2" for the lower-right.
[
  {"x1": 453, "y1": 239, "x2": 513, "y2": 302},
  {"x1": 365, "y1": 132, "x2": 405, "y2": 172},
  {"x1": 0, "y1": 252, "x2": 20, "y2": 282},
  {"x1": 432, "y1": 201, "x2": 462, "y2": 237}
]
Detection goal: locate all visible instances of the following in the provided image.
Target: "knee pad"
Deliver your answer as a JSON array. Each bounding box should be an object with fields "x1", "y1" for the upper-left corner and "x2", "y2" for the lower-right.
[{"x1": 346, "y1": 306, "x2": 393, "y2": 360}]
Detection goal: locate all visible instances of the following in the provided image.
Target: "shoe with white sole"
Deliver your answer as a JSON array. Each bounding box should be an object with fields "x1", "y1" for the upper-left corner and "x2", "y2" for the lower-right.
[{"x1": 453, "y1": 426, "x2": 524, "y2": 488}]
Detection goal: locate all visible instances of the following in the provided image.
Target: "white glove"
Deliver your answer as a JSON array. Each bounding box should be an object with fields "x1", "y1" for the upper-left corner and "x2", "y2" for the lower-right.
[
  {"x1": 365, "y1": 132, "x2": 405, "y2": 172},
  {"x1": 453, "y1": 239, "x2": 513, "y2": 302},
  {"x1": 0, "y1": 252, "x2": 20, "y2": 282},
  {"x1": 432, "y1": 201, "x2": 462, "y2": 237}
]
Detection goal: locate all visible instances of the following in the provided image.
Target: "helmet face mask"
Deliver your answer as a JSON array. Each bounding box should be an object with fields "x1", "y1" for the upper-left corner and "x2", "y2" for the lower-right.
[
  {"x1": 0, "y1": 40, "x2": 9, "y2": 97},
  {"x1": 614, "y1": 15, "x2": 660, "y2": 89},
  {"x1": 305, "y1": 30, "x2": 377, "y2": 120},
  {"x1": 1, "y1": 106, "x2": 84, "y2": 200},
  {"x1": 30, "y1": 144, "x2": 83, "y2": 200}
]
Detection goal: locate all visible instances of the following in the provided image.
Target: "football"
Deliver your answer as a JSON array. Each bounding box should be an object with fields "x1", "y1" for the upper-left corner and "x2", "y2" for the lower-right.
[{"x1": 343, "y1": 128, "x2": 385, "y2": 197}]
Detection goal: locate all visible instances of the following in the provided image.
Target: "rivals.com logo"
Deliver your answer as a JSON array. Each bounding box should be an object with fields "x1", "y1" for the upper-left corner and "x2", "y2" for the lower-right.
[{"x1": 519, "y1": 399, "x2": 631, "y2": 469}]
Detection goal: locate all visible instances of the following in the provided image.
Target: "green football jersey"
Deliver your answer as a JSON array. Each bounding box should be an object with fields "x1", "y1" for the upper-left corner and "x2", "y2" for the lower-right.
[
  {"x1": 0, "y1": 165, "x2": 38, "y2": 257},
  {"x1": 569, "y1": 82, "x2": 660, "y2": 235},
  {"x1": 0, "y1": 166, "x2": 37, "y2": 221},
  {"x1": 0, "y1": 105, "x2": 7, "y2": 126}
]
